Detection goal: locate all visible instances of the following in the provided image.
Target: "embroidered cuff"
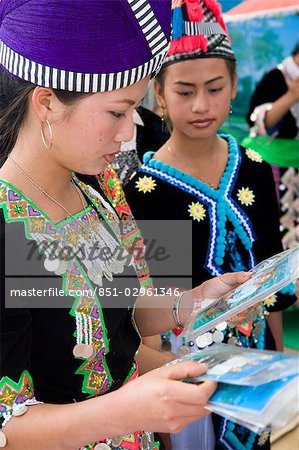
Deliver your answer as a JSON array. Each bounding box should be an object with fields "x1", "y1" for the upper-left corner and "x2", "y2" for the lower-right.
[{"x1": 0, "y1": 371, "x2": 43, "y2": 447}]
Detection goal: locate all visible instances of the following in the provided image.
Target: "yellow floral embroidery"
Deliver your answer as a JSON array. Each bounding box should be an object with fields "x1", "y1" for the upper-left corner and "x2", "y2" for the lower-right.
[
  {"x1": 0, "y1": 388, "x2": 16, "y2": 405},
  {"x1": 91, "y1": 372, "x2": 106, "y2": 388},
  {"x1": 258, "y1": 430, "x2": 270, "y2": 446},
  {"x1": 264, "y1": 294, "x2": 277, "y2": 307},
  {"x1": 188, "y1": 202, "x2": 206, "y2": 222},
  {"x1": 135, "y1": 176, "x2": 156, "y2": 193},
  {"x1": 246, "y1": 148, "x2": 263, "y2": 163},
  {"x1": 66, "y1": 228, "x2": 79, "y2": 246},
  {"x1": 30, "y1": 217, "x2": 45, "y2": 233},
  {"x1": 237, "y1": 187, "x2": 255, "y2": 206},
  {"x1": 0, "y1": 186, "x2": 7, "y2": 202}
]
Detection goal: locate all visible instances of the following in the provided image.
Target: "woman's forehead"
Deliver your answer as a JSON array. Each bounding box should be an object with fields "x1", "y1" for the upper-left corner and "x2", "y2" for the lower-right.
[
  {"x1": 96, "y1": 77, "x2": 150, "y2": 104},
  {"x1": 166, "y1": 58, "x2": 228, "y2": 83}
]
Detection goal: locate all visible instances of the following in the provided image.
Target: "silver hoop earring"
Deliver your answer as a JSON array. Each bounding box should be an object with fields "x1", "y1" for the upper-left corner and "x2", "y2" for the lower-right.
[{"x1": 40, "y1": 119, "x2": 53, "y2": 149}]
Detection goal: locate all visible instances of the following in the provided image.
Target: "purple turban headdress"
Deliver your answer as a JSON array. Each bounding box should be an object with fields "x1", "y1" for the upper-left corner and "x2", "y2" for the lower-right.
[{"x1": 0, "y1": 0, "x2": 171, "y2": 92}]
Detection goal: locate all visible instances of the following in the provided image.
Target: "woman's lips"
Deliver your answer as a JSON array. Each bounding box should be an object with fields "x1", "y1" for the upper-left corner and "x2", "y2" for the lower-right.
[
  {"x1": 190, "y1": 119, "x2": 214, "y2": 128},
  {"x1": 104, "y1": 153, "x2": 117, "y2": 164}
]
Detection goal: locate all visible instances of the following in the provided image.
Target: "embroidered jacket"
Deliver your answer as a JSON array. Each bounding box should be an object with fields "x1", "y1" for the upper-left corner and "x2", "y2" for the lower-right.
[{"x1": 0, "y1": 168, "x2": 154, "y2": 450}]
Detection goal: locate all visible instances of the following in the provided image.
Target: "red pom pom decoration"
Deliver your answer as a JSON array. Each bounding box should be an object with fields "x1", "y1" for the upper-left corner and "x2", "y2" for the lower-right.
[
  {"x1": 168, "y1": 34, "x2": 208, "y2": 56},
  {"x1": 186, "y1": 0, "x2": 204, "y2": 22}
]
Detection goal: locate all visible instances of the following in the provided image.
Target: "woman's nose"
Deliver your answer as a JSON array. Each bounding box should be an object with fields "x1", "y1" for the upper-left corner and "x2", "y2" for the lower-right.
[
  {"x1": 114, "y1": 115, "x2": 135, "y2": 143},
  {"x1": 191, "y1": 93, "x2": 209, "y2": 114}
]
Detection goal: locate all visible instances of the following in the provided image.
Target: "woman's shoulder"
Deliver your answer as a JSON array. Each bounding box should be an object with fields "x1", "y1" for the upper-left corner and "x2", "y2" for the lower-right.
[
  {"x1": 237, "y1": 146, "x2": 276, "y2": 200},
  {"x1": 222, "y1": 133, "x2": 272, "y2": 176},
  {"x1": 239, "y1": 146, "x2": 271, "y2": 171},
  {"x1": 125, "y1": 150, "x2": 184, "y2": 195},
  {"x1": 239, "y1": 146, "x2": 276, "y2": 191}
]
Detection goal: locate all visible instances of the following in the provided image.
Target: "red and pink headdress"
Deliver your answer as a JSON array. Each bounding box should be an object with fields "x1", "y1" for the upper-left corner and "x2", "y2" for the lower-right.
[{"x1": 163, "y1": 0, "x2": 235, "y2": 67}]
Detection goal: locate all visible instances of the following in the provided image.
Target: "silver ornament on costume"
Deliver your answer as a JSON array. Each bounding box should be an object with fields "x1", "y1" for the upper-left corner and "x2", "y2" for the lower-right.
[
  {"x1": 215, "y1": 321, "x2": 227, "y2": 331},
  {"x1": 80, "y1": 344, "x2": 95, "y2": 360},
  {"x1": 103, "y1": 267, "x2": 113, "y2": 282},
  {"x1": 110, "y1": 436, "x2": 123, "y2": 447},
  {"x1": 212, "y1": 330, "x2": 224, "y2": 343},
  {"x1": 73, "y1": 343, "x2": 95, "y2": 360},
  {"x1": 44, "y1": 257, "x2": 60, "y2": 272},
  {"x1": 12, "y1": 403, "x2": 28, "y2": 417},
  {"x1": 110, "y1": 260, "x2": 123, "y2": 273},
  {"x1": 92, "y1": 262, "x2": 103, "y2": 275},
  {"x1": 93, "y1": 274, "x2": 103, "y2": 286},
  {"x1": 179, "y1": 345, "x2": 190, "y2": 356},
  {"x1": 196, "y1": 334, "x2": 209, "y2": 348},
  {"x1": 73, "y1": 343, "x2": 86, "y2": 358},
  {"x1": 141, "y1": 433, "x2": 152, "y2": 450},
  {"x1": 205, "y1": 332, "x2": 213, "y2": 346},
  {"x1": 87, "y1": 267, "x2": 98, "y2": 282},
  {"x1": 54, "y1": 260, "x2": 68, "y2": 275},
  {"x1": 94, "y1": 444, "x2": 111, "y2": 450},
  {"x1": 0, "y1": 431, "x2": 7, "y2": 448}
]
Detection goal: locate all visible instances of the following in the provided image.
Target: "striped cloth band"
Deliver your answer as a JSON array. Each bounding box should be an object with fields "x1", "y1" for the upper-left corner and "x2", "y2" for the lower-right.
[
  {"x1": 163, "y1": 37, "x2": 235, "y2": 66},
  {"x1": 128, "y1": 0, "x2": 169, "y2": 58},
  {"x1": 0, "y1": 40, "x2": 166, "y2": 92},
  {"x1": 184, "y1": 21, "x2": 226, "y2": 37}
]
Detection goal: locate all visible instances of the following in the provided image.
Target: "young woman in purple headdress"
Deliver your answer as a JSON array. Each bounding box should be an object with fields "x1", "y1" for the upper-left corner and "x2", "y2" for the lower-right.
[
  {"x1": 124, "y1": 1, "x2": 297, "y2": 449},
  {"x1": 0, "y1": 1, "x2": 253, "y2": 449}
]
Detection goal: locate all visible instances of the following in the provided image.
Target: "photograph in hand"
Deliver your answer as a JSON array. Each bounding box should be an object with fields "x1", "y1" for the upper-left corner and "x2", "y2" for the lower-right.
[{"x1": 183, "y1": 246, "x2": 299, "y2": 339}]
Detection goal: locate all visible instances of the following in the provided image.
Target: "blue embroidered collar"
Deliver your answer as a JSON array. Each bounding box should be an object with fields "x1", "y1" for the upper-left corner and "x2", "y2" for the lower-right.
[
  {"x1": 139, "y1": 133, "x2": 256, "y2": 276},
  {"x1": 142, "y1": 133, "x2": 238, "y2": 201}
]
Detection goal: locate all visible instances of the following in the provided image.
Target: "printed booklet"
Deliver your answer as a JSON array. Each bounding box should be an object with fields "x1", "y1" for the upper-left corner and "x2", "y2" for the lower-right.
[
  {"x1": 182, "y1": 246, "x2": 299, "y2": 341},
  {"x1": 170, "y1": 344, "x2": 299, "y2": 433}
]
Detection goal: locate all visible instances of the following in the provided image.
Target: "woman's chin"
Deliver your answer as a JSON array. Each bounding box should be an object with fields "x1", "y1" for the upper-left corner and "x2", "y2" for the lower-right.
[{"x1": 73, "y1": 163, "x2": 107, "y2": 176}]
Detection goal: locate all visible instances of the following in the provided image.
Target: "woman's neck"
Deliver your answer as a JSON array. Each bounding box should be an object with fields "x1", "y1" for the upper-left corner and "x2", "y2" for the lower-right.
[
  {"x1": 0, "y1": 140, "x2": 85, "y2": 223},
  {"x1": 0, "y1": 140, "x2": 72, "y2": 199},
  {"x1": 169, "y1": 130, "x2": 222, "y2": 161},
  {"x1": 154, "y1": 131, "x2": 229, "y2": 188}
]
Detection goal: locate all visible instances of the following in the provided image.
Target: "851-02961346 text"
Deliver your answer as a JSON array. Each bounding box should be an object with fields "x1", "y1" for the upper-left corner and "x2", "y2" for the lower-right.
[{"x1": 9, "y1": 286, "x2": 182, "y2": 298}]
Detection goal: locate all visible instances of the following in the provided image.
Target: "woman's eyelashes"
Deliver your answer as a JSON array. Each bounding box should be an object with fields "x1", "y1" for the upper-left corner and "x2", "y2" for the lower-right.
[
  {"x1": 176, "y1": 91, "x2": 193, "y2": 96},
  {"x1": 110, "y1": 111, "x2": 126, "y2": 119},
  {"x1": 209, "y1": 87, "x2": 223, "y2": 93},
  {"x1": 175, "y1": 86, "x2": 224, "y2": 96}
]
